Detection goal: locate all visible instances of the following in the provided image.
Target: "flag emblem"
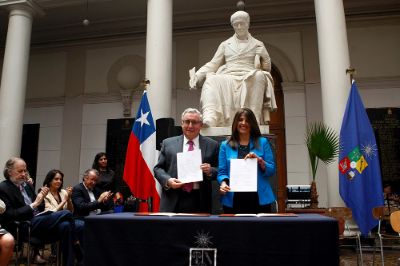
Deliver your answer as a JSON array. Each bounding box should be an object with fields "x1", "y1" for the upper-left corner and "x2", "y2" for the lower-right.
[{"x1": 339, "y1": 146, "x2": 371, "y2": 177}]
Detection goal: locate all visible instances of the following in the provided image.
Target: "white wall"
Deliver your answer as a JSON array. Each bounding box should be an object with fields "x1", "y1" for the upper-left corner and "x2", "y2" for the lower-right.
[
  {"x1": 17, "y1": 19, "x2": 399, "y2": 207},
  {"x1": 79, "y1": 102, "x2": 128, "y2": 177},
  {"x1": 26, "y1": 52, "x2": 67, "y2": 98}
]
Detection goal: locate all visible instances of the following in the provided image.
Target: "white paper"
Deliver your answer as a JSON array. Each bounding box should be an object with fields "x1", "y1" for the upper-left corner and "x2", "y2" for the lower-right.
[
  {"x1": 230, "y1": 158, "x2": 257, "y2": 192},
  {"x1": 177, "y1": 149, "x2": 203, "y2": 183}
]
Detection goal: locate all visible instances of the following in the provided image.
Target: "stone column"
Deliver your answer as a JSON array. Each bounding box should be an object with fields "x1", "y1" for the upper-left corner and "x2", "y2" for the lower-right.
[
  {"x1": 314, "y1": 0, "x2": 351, "y2": 206},
  {"x1": 145, "y1": 0, "x2": 173, "y2": 120},
  {"x1": 0, "y1": 3, "x2": 41, "y2": 173}
]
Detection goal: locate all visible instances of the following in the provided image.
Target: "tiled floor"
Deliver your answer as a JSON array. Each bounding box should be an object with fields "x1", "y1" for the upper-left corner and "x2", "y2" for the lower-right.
[
  {"x1": 11, "y1": 245, "x2": 400, "y2": 265},
  {"x1": 340, "y1": 248, "x2": 400, "y2": 266}
]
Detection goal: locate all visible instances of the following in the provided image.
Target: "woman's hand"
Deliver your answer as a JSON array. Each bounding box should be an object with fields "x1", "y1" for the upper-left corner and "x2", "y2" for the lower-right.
[
  {"x1": 219, "y1": 181, "x2": 230, "y2": 195},
  {"x1": 245, "y1": 152, "x2": 266, "y2": 171},
  {"x1": 66, "y1": 186, "x2": 73, "y2": 198}
]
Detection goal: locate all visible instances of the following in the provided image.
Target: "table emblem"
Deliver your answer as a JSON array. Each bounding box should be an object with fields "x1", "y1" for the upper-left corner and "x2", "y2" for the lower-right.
[{"x1": 189, "y1": 231, "x2": 217, "y2": 266}]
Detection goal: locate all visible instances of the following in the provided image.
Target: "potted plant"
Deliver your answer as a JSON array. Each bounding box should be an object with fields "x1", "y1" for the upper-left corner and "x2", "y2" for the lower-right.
[{"x1": 305, "y1": 122, "x2": 339, "y2": 208}]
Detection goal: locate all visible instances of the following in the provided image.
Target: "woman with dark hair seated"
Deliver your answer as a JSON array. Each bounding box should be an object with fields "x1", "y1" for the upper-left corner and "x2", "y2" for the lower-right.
[
  {"x1": 43, "y1": 169, "x2": 84, "y2": 263},
  {"x1": 92, "y1": 152, "x2": 116, "y2": 192},
  {"x1": 43, "y1": 170, "x2": 74, "y2": 212}
]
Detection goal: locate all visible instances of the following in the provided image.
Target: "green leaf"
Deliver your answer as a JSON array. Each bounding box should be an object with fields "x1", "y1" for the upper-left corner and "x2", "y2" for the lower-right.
[{"x1": 305, "y1": 122, "x2": 339, "y2": 181}]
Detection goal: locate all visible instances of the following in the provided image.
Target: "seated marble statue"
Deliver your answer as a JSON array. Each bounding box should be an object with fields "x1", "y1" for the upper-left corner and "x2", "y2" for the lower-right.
[{"x1": 189, "y1": 10, "x2": 277, "y2": 127}]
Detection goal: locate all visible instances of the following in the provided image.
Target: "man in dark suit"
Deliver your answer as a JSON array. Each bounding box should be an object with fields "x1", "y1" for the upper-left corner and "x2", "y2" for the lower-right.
[
  {"x1": 72, "y1": 169, "x2": 114, "y2": 218},
  {"x1": 0, "y1": 157, "x2": 77, "y2": 266},
  {"x1": 154, "y1": 108, "x2": 219, "y2": 213}
]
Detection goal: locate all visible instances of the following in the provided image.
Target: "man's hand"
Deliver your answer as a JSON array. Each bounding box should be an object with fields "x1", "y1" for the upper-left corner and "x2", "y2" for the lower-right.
[
  {"x1": 200, "y1": 163, "x2": 212, "y2": 176},
  {"x1": 31, "y1": 186, "x2": 49, "y2": 209},
  {"x1": 98, "y1": 191, "x2": 113, "y2": 203},
  {"x1": 167, "y1": 178, "x2": 183, "y2": 189}
]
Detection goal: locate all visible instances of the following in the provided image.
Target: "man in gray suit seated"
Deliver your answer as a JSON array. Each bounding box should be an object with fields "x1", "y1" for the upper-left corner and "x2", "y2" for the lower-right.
[{"x1": 154, "y1": 108, "x2": 219, "y2": 213}]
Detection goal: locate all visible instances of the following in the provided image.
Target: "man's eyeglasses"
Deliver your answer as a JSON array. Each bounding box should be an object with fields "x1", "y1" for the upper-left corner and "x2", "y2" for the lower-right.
[{"x1": 182, "y1": 120, "x2": 201, "y2": 126}]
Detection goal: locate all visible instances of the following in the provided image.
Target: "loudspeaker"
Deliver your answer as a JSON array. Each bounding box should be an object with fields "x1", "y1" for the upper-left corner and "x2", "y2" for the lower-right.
[{"x1": 156, "y1": 118, "x2": 182, "y2": 150}]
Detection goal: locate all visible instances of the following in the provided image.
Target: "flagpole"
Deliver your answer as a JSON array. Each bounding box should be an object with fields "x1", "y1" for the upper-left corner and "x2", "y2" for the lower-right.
[
  {"x1": 142, "y1": 79, "x2": 150, "y2": 91},
  {"x1": 346, "y1": 67, "x2": 356, "y2": 84}
]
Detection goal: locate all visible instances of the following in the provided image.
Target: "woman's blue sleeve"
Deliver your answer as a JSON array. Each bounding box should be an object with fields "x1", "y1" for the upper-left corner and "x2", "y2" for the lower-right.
[
  {"x1": 262, "y1": 138, "x2": 276, "y2": 177},
  {"x1": 217, "y1": 142, "x2": 229, "y2": 184}
]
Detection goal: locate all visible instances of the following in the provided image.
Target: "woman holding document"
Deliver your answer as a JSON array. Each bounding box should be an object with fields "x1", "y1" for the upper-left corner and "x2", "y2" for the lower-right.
[{"x1": 218, "y1": 108, "x2": 276, "y2": 214}]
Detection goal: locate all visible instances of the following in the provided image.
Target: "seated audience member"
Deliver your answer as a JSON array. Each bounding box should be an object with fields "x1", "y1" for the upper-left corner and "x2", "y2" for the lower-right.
[
  {"x1": 384, "y1": 183, "x2": 400, "y2": 211},
  {"x1": 43, "y1": 169, "x2": 74, "y2": 212},
  {"x1": 0, "y1": 199, "x2": 14, "y2": 266},
  {"x1": 92, "y1": 152, "x2": 116, "y2": 192},
  {"x1": 72, "y1": 169, "x2": 114, "y2": 218},
  {"x1": 0, "y1": 157, "x2": 78, "y2": 266},
  {"x1": 43, "y1": 169, "x2": 84, "y2": 261}
]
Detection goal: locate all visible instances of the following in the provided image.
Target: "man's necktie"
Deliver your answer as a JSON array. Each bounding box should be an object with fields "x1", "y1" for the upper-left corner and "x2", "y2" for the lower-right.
[
  {"x1": 20, "y1": 184, "x2": 33, "y2": 206},
  {"x1": 20, "y1": 184, "x2": 40, "y2": 215},
  {"x1": 182, "y1": 140, "x2": 194, "y2": 192}
]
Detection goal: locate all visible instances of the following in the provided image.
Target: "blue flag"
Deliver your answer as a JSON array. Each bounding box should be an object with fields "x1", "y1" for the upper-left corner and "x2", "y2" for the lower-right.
[{"x1": 339, "y1": 81, "x2": 384, "y2": 236}]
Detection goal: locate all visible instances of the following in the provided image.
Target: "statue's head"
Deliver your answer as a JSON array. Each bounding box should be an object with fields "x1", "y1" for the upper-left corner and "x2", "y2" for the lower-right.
[
  {"x1": 231, "y1": 11, "x2": 250, "y2": 39},
  {"x1": 230, "y1": 11, "x2": 250, "y2": 26}
]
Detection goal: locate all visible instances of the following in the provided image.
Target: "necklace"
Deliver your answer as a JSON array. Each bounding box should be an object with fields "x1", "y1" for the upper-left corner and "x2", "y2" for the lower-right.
[
  {"x1": 51, "y1": 191, "x2": 61, "y2": 203},
  {"x1": 239, "y1": 144, "x2": 249, "y2": 150}
]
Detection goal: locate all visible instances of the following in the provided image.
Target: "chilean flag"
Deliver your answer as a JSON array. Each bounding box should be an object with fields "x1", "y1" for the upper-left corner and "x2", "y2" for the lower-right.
[{"x1": 123, "y1": 91, "x2": 160, "y2": 212}]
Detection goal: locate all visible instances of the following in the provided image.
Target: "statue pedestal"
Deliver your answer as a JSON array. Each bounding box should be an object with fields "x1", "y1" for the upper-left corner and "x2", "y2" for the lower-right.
[{"x1": 201, "y1": 125, "x2": 269, "y2": 137}]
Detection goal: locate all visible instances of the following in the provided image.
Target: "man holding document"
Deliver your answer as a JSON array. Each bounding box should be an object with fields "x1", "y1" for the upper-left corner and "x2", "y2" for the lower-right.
[
  {"x1": 218, "y1": 108, "x2": 276, "y2": 214},
  {"x1": 154, "y1": 108, "x2": 219, "y2": 213}
]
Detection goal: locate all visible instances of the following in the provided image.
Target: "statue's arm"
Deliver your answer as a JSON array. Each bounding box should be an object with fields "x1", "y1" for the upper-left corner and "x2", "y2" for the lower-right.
[
  {"x1": 192, "y1": 43, "x2": 226, "y2": 88},
  {"x1": 257, "y1": 43, "x2": 271, "y2": 72}
]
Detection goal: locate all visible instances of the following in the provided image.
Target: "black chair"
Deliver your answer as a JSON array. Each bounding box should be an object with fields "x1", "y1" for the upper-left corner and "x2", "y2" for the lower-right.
[{"x1": 13, "y1": 220, "x2": 61, "y2": 266}]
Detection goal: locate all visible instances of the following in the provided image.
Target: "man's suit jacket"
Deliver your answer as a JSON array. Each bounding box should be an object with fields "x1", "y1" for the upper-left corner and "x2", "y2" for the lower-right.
[
  {"x1": 154, "y1": 134, "x2": 219, "y2": 212},
  {"x1": 0, "y1": 180, "x2": 40, "y2": 223},
  {"x1": 71, "y1": 183, "x2": 113, "y2": 218}
]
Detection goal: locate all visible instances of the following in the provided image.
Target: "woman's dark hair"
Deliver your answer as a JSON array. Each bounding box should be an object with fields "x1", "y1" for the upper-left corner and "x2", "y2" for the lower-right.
[
  {"x1": 43, "y1": 169, "x2": 64, "y2": 192},
  {"x1": 92, "y1": 152, "x2": 110, "y2": 172},
  {"x1": 228, "y1": 108, "x2": 261, "y2": 149}
]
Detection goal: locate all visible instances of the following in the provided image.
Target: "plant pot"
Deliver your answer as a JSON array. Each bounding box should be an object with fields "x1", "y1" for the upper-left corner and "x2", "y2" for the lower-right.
[{"x1": 310, "y1": 181, "x2": 319, "y2": 208}]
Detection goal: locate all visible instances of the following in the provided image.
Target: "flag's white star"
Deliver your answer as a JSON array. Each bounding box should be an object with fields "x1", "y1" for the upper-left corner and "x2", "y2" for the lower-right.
[
  {"x1": 136, "y1": 109, "x2": 150, "y2": 127},
  {"x1": 361, "y1": 142, "x2": 378, "y2": 158}
]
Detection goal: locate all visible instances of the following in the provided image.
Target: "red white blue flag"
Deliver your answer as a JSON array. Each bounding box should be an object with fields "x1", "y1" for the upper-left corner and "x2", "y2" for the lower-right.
[
  {"x1": 339, "y1": 81, "x2": 384, "y2": 235},
  {"x1": 123, "y1": 91, "x2": 160, "y2": 212}
]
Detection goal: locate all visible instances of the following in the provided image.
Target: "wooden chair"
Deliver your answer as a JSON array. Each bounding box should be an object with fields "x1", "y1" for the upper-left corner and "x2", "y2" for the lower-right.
[
  {"x1": 390, "y1": 210, "x2": 400, "y2": 234},
  {"x1": 371, "y1": 206, "x2": 400, "y2": 266},
  {"x1": 325, "y1": 207, "x2": 363, "y2": 266}
]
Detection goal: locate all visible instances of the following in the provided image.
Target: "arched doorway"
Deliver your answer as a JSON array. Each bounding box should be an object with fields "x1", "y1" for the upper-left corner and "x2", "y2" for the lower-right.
[{"x1": 269, "y1": 65, "x2": 287, "y2": 212}]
